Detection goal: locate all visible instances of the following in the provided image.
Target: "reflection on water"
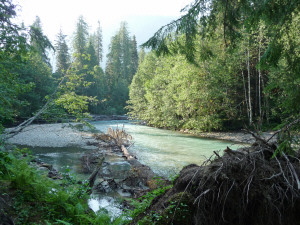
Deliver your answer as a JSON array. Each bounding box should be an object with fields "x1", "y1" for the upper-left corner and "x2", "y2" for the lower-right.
[
  {"x1": 23, "y1": 146, "x2": 90, "y2": 180},
  {"x1": 93, "y1": 120, "x2": 245, "y2": 177}
]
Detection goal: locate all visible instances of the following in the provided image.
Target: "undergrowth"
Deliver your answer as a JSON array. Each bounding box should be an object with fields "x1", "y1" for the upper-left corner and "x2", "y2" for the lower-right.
[
  {"x1": 124, "y1": 181, "x2": 172, "y2": 224},
  {"x1": 0, "y1": 145, "x2": 125, "y2": 224}
]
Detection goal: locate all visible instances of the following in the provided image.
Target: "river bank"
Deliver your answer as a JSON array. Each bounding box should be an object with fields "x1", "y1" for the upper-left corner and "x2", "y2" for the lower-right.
[
  {"x1": 6, "y1": 123, "x2": 99, "y2": 148},
  {"x1": 3, "y1": 121, "x2": 291, "y2": 224},
  {"x1": 6, "y1": 122, "x2": 276, "y2": 147},
  {"x1": 185, "y1": 130, "x2": 277, "y2": 144}
]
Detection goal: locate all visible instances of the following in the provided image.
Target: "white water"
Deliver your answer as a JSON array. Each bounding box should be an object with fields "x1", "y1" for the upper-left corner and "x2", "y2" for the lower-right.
[{"x1": 88, "y1": 196, "x2": 122, "y2": 218}]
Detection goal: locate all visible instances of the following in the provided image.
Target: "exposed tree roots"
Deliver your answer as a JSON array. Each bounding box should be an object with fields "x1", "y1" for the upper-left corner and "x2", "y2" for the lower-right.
[{"x1": 130, "y1": 134, "x2": 300, "y2": 225}]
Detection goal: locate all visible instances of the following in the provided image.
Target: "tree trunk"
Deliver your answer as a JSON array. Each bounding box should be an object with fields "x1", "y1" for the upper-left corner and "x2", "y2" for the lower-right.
[
  {"x1": 242, "y1": 70, "x2": 249, "y2": 120},
  {"x1": 258, "y1": 36, "x2": 262, "y2": 124},
  {"x1": 247, "y1": 46, "x2": 252, "y2": 125}
]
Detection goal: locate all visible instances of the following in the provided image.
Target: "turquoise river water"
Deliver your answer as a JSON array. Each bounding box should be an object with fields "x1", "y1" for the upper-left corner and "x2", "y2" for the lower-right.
[{"x1": 92, "y1": 120, "x2": 244, "y2": 177}]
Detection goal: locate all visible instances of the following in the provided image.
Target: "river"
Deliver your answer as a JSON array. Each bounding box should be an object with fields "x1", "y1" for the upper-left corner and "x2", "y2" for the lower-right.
[
  {"x1": 93, "y1": 120, "x2": 244, "y2": 178},
  {"x1": 28, "y1": 120, "x2": 245, "y2": 217}
]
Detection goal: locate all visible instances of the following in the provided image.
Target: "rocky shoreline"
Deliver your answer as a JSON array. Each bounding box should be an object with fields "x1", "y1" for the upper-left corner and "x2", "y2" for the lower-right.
[
  {"x1": 6, "y1": 123, "x2": 99, "y2": 148},
  {"x1": 6, "y1": 121, "x2": 276, "y2": 148},
  {"x1": 90, "y1": 114, "x2": 128, "y2": 121}
]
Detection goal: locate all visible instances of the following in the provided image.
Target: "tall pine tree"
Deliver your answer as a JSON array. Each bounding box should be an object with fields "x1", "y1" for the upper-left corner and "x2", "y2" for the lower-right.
[
  {"x1": 93, "y1": 21, "x2": 103, "y2": 66},
  {"x1": 29, "y1": 16, "x2": 53, "y2": 65},
  {"x1": 73, "y1": 15, "x2": 89, "y2": 66},
  {"x1": 129, "y1": 35, "x2": 139, "y2": 81},
  {"x1": 54, "y1": 29, "x2": 70, "y2": 76}
]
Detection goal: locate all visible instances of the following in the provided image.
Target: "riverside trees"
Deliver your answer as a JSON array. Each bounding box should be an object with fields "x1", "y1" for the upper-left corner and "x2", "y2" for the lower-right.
[
  {"x1": 56, "y1": 19, "x2": 138, "y2": 115},
  {"x1": 0, "y1": 3, "x2": 55, "y2": 129},
  {"x1": 0, "y1": 0, "x2": 139, "y2": 130},
  {"x1": 128, "y1": 0, "x2": 300, "y2": 131}
]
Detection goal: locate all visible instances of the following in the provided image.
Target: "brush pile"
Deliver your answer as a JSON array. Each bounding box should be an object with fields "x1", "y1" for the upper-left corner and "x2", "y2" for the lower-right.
[{"x1": 94, "y1": 127, "x2": 133, "y2": 148}]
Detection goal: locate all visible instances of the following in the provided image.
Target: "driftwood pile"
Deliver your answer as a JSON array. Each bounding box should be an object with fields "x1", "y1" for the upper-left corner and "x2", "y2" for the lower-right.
[
  {"x1": 93, "y1": 127, "x2": 135, "y2": 160},
  {"x1": 130, "y1": 128, "x2": 300, "y2": 225}
]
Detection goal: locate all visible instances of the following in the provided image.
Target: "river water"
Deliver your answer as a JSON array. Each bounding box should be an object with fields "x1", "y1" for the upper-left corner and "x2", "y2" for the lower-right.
[{"x1": 92, "y1": 120, "x2": 243, "y2": 178}]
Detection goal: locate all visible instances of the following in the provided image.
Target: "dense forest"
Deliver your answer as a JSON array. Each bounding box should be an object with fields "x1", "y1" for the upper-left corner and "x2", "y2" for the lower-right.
[
  {"x1": 128, "y1": 1, "x2": 300, "y2": 131},
  {"x1": 0, "y1": 0, "x2": 299, "y2": 132},
  {"x1": 0, "y1": 1, "x2": 138, "y2": 131}
]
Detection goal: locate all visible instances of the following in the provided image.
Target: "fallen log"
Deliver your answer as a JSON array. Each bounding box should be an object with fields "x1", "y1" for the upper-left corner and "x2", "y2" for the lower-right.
[
  {"x1": 121, "y1": 145, "x2": 136, "y2": 160},
  {"x1": 88, "y1": 157, "x2": 105, "y2": 188}
]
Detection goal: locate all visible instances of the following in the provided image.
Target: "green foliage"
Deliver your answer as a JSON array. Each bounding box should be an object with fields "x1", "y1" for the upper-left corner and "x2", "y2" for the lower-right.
[
  {"x1": 143, "y1": 0, "x2": 299, "y2": 64},
  {"x1": 271, "y1": 119, "x2": 300, "y2": 158},
  {"x1": 131, "y1": 191, "x2": 193, "y2": 225},
  {"x1": 93, "y1": 21, "x2": 104, "y2": 65},
  {"x1": 0, "y1": 149, "x2": 91, "y2": 224},
  {"x1": 55, "y1": 29, "x2": 70, "y2": 76},
  {"x1": 0, "y1": 2, "x2": 59, "y2": 126},
  {"x1": 73, "y1": 16, "x2": 89, "y2": 57},
  {"x1": 17, "y1": 52, "x2": 55, "y2": 118},
  {"x1": 0, "y1": 147, "x2": 129, "y2": 224},
  {"x1": 0, "y1": 0, "x2": 29, "y2": 125},
  {"x1": 29, "y1": 16, "x2": 54, "y2": 65},
  {"x1": 55, "y1": 59, "x2": 97, "y2": 121},
  {"x1": 125, "y1": 184, "x2": 172, "y2": 221},
  {"x1": 66, "y1": 16, "x2": 109, "y2": 115},
  {"x1": 128, "y1": 44, "x2": 242, "y2": 131},
  {"x1": 264, "y1": 9, "x2": 300, "y2": 120}
]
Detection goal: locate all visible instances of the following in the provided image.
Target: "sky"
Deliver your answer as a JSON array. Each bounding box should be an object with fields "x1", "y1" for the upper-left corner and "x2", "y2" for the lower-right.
[{"x1": 13, "y1": 0, "x2": 191, "y2": 68}]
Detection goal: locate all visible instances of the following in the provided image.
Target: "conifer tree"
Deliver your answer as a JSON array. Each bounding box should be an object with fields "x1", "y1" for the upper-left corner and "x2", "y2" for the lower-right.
[
  {"x1": 86, "y1": 37, "x2": 98, "y2": 68},
  {"x1": 54, "y1": 29, "x2": 70, "y2": 76},
  {"x1": 119, "y1": 22, "x2": 131, "y2": 80},
  {"x1": 105, "y1": 21, "x2": 139, "y2": 114},
  {"x1": 29, "y1": 16, "x2": 53, "y2": 65},
  {"x1": 93, "y1": 21, "x2": 103, "y2": 66},
  {"x1": 129, "y1": 35, "x2": 139, "y2": 81},
  {"x1": 106, "y1": 34, "x2": 122, "y2": 84},
  {"x1": 73, "y1": 15, "x2": 89, "y2": 65},
  {"x1": 138, "y1": 48, "x2": 146, "y2": 64}
]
